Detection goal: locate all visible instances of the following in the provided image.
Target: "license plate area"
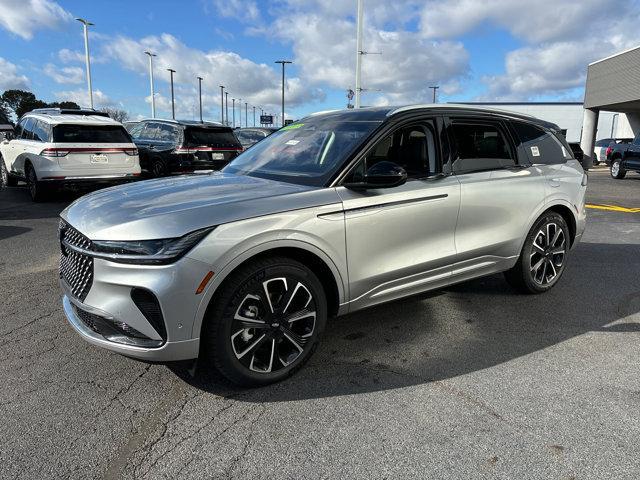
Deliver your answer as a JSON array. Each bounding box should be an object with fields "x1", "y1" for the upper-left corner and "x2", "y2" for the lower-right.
[
  {"x1": 90, "y1": 154, "x2": 109, "y2": 164},
  {"x1": 211, "y1": 152, "x2": 225, "y2": 160}
]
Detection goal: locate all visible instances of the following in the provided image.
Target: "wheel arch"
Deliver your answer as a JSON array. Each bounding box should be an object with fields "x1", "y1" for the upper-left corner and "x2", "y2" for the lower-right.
[
  {"x1": 192, "y1": 241, "x2": 346, "y2": 340},
  {"x1": 544, "y1": 203, "x2": 577, "y2": 247}
]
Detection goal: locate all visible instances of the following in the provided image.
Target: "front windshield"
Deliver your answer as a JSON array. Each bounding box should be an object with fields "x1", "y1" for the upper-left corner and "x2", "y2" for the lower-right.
[{"x1": 222, "y1": 120, "x2": 381, "y2": 186}]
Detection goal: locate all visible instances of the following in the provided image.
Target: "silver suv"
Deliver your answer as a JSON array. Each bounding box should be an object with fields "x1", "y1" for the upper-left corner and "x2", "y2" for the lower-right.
[{"x1": 59, "y1": 105, "x2": 587, "y2": 386}]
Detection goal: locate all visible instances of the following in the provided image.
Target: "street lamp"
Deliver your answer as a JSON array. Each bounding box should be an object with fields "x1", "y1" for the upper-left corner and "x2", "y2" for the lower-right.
[
  {"x1": 219, "y1": 85, "x2": 224, "y2": 124},
  {"x1": 197, "y1": 76, "x2": 203, "y2": 123},
  {"x1": 252, "y1": 105, "x2": 256, "y2": 126},
  {"x1": 275, "y1": 60, "x2": 292, "y2": 126},
  {"x1": 245, "y1": 102, "x2": 248, "y2": 128},
  {"x1": 167, "y1": 68, "x2": 176, "y2": 120},
  {"x1": 238, "y1": 98, "x2": 242, "y2": 128},
  {"x1": 225, "y1": 92, "x2": 229, "y2": 126},
  {"x1": 144, "y1": 51, "x2": 157, "y2": 118},
  {"x1": 76, "y1": 18, "x2": 94, "y2": 109},
  {"x1": 429, "y1": 85, "x2": 439, "y2": 103},
  {"x1": 232, "y1": 98, "x2": 235, "y2": 127}
]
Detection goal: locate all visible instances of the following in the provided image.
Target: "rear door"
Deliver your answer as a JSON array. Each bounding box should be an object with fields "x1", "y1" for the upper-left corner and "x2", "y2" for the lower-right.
[
  {"x1": 1, "y1": 117, "x2": 28, "y2": 173},
  {"x1": 51, "y1": 123, "x2": 136, "y2": 171},
  {"x1": 447, "y1": 116, "x2": 546, "y2": 276},
  {"x1": 625, "y1": 135, "x2": 640, "y2": 170}
]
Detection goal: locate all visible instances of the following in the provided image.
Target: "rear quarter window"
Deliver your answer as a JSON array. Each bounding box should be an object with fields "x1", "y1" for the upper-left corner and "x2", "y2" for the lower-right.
[
  {"x1": 184, "y1": 127, "x2": 240, "y2": 148},
  {"x1": 511, "y1": 120, "x2": 571, "y2": 165},
  {"x1": 52, "y1": 125, "x2": 132, "y2": 143}
]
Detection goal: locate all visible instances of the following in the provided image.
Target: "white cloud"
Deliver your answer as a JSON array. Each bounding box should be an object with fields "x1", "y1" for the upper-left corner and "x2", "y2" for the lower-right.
[
  {"x1": 43, "y1": 63, "x2": 84, "y2": 84},
  {"x1": 0, "y1": 0, "x2": 72, "y2": 40},
  {"x1": 0, "y1": 57, "x2": 29, "y2": 90},
  {"x1": 54, "y1": 88, "x2": 113, "y2": 109},
  {"x1": 264, "y1": 2, "x2": 470, "y2": 105},
  {"x1": 102, "y1": 33, "x2": 325, "y2": 115},
  {"x1": 58, "y1": 48, "x2": 84, "y2": 63},
  {"x1": 210, "y1": 0, "x2": 261, "y2": 23}
]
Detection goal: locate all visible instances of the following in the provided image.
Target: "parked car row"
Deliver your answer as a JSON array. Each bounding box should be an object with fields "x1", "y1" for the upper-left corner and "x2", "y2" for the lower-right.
[{"x1": 0, "y1": 108, "x2": 277, "y2": 201}]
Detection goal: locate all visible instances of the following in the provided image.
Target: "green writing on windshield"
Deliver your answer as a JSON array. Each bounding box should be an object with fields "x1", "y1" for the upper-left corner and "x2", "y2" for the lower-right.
[{"x1": 281, "y1": 123, "x2": 304, "y2": 131}]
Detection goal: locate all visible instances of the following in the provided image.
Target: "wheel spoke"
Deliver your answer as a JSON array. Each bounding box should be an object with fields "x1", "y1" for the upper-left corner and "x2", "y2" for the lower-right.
[
  {"x1": 282, "y1": 282, "x2": 312, "y2": 314},
  {"x1": 547, "y1": 259, "x2": 557, "y2": 280},
  {"x1": 262, "y1": 277, "x2": 288, "y2": 313},
  {"x1": 232, "y1": 332, "x2": 267, "y2": 359},
  {"x1": 550, "y1": 225, "x2": 563, "y2": 247},
  {"x1": 285, "y1": 309, "x2": 316, "y2": 324},
  {"x1": 281, "y1": 325, "x2": 306, "y2": 351},
  {"x1": 550, "y1": 247, "x2": 565, "y2": 256},
  {"x1": 530, "y1": 257, "x2": 545, "y2": 273},
  {"x1": 250, "y1": 339, "x2": 275, "y2": 373}
]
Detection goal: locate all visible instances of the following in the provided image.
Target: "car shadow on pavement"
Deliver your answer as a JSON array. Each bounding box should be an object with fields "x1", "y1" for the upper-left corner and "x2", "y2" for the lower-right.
[
  {"x1": 0, "y1": 225, "x2": 31, "y2": 241},
  {"x1": 0, "y1": 186, "x2": 81, "y2": 220},
  {"x1": 172, "y1": 241, "x2": 640, "y2": 402}
]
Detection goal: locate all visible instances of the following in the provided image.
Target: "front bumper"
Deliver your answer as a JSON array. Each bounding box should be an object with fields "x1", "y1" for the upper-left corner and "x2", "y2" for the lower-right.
[
  {"x1": 60, "y1": 254, "x2": 212, "y2": 361},
  {"x1": 63, "y1": 295, "x2": 199, "y2": 361}
]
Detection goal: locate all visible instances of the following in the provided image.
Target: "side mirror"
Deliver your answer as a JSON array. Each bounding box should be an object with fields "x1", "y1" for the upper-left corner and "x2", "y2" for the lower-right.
[{"x1": 344, "y1": 161, "x2": 407, "y2": 190}]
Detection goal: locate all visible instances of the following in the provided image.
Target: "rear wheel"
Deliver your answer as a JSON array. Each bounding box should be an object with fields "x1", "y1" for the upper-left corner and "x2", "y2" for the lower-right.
[
  {"x1": 505, "y1": 212, "x2": 570, "y2": 294},
  {"x1": 610, "y1": 159, "x2": 626, "y2": 179},
  {"x1": 25, "y1": 165, "x2": 49, "y2": 202},
  {"x1": 201, "y1": 256, "x2": 327, "y2": 386},
  {"x1": 151, "y1": 159, "x2": 166, "y2": 177},
  {"x1": 0, "y1": 160, "x2": 17, "y2": 187}
]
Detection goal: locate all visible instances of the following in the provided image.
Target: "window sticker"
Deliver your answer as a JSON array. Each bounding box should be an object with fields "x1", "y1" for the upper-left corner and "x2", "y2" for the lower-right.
[
  {"x1": 285, "y1": 140, "x2": 300, "y2": 146},
  {"x1": 530, "y1": 146, "x2": 540, "y2": 157},
  {"x1": 282, "y1": 123, "x2": 303, "y2": 131}
]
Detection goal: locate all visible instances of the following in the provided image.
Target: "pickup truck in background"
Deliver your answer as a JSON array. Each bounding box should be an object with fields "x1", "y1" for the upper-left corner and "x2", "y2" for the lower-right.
[{"x1": 606, "y1": 133, "x2": 640, "y2": 179}]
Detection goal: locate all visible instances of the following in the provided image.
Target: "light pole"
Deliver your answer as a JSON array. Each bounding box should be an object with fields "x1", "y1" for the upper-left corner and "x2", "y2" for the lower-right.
[
  {"x1": 197, "y1": 76, "x2": 203, "y2": 123},
  {"x1": 252, "y1": 106, "x2": 256, "y2": 126},
  {"x1": 429, "y1": 85, "x2": 439, "y2": 103},
  {"x1": 275, "y1": 60, "x2": 292, "y2": 126},
  {"x1": 245, "y1": 102, "x2": 248, "y2": 128},
  {"x1": 238, "y1": 98, "x2": 242, "y2": 128},
  {"x1": 225, "y1": 92, "x2": 229, "y2": 126},
  {"x1": 232, "y1": 98, "x2": 235, "y2": 127},
  {"x1": 355, "y1": 0, "x2": 363, "y2": 108},
  {"x1": 219, "y1": 85, "x2": 224, "y2": 124},
  {"x1": 76, "y1": 18, "x2": 94, "y2": 108},
  {"x1": 144, "y1": 51, "x2": 157, "y2": 118},
  {"x1": 167, "y1": 68, "x2": 176, "y2": 120}
]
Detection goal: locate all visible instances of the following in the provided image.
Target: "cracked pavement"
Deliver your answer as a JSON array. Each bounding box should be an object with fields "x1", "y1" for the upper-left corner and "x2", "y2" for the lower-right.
[{"x1": 1, "y1": 170, "x2": 640, "y2": 479}]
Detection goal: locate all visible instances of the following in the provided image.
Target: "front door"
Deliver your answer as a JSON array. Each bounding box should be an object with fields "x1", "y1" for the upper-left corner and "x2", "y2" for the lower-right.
[{"x1": 336, "y1": 118, "x2": 461, "y2": 311}]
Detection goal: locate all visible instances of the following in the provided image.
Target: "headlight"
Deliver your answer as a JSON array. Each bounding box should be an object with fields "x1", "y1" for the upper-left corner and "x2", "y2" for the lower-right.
[{"x1": 90, "y1": 227, "x2": 213, "y2": 264}]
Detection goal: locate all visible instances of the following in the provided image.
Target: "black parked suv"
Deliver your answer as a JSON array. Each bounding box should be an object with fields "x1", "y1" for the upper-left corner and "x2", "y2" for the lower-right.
[
  {"x1": 129, "y1": 120, "x2": 242, "y2": 176},
  {"x1": 234, "y1": 127, "x2": 278, "y2": 150}
]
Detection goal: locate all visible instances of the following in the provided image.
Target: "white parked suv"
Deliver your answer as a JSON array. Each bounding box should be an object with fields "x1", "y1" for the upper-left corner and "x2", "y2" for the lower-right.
[{"x1": 0, "y1": 108, "x2": 141, "y2": 201}]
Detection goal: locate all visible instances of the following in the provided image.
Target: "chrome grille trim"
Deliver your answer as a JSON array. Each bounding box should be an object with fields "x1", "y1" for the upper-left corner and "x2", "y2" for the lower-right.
[{"x1": 59, "y1": 220, "x2": 94, "y2": 301}]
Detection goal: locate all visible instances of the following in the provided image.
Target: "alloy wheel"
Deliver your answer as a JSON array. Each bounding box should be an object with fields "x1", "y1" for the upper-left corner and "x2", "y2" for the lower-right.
[
  {"x1": 0, "y1": 163, "x2": 7, "y2": 186},
  {"x1": 27, "y1": 168, "x2": 37, "y2": 197},
  {"x1": 611, "y1": 161, "x2": 620, "y2": 177},
  {"x1": 230, "y1": 277, "x2": 316, "y2": 373},
  {"x1": 530, "y1": 222, "x2": 566, "y2": 285}
]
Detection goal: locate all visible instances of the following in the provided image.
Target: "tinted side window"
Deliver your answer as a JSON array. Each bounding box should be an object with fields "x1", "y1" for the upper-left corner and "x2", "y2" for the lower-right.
[
  {"x1": 21, "y1": 118, "x2": 35, "y2": 140},
  {"x1": 31, "y1": 120, "x2": 50, "y2": 142},
  {"x1": 129, "y1": 122, "x2": 145, "y2": 138},
  {"x1": 140, "y1": 123, "x2": 161, "y2": 140},
  {"x1": 450, "y1": 121, "x2": 515, "y2": 173},
  {"x1": 156, "y1": 124, "x2": 179, "y2": 143},
  {"x1": 14, "y1": 118, "x2": 27, "y2": 138},
  {"x1": 511, "y1": 120, "x2": 570, "y2": 165},
  {"x1": 346, "y1": 122, "x2": 439, "y2": 181}
]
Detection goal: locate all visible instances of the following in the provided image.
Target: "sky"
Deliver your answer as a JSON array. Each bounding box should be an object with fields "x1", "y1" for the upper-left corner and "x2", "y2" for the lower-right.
[{"x1": 0, "y1": 0, "x2": 639, "y2": 123}]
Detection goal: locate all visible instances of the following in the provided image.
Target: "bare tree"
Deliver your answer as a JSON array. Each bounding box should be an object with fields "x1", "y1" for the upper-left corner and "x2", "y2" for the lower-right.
[{"x1": 99, "y1": 107, "x2": 129, "y2": 123}]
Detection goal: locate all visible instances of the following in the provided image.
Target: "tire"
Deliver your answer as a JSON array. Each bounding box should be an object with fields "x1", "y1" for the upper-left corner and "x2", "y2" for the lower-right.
[
  {"x1": 25, "y1": 164, "x2": 49, "y2": 202},
  {"x1": 201, "y1": 256, "x2": 327, "y2": 387},
  {"x1": 151, "y1": 159, "x2": 166, "y2": 178},
  {"x1": 504, "y1": 212, "x2": 570, "y2": 294},
  {"x1": 610, "y1": 159, "x2": 626, "y2": 179},
  {"x1": 1, "y1": 159, "x2": 17, "y2": 187}
]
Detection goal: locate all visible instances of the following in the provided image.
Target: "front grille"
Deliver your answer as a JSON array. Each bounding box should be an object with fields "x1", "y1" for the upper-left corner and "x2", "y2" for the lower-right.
[{"x1": 59, "y1": 220, "x2": 94, "y2": 301}]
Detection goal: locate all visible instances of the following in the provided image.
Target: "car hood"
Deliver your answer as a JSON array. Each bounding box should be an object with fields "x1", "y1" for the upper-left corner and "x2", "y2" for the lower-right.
[{"x1": 61, "y1": 173, "x2": 341, "y2": 240}]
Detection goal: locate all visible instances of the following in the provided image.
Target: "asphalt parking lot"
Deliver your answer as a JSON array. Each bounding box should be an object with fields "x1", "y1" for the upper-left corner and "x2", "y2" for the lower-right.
[{"x1": 1, "y1": 169, "x2": 640, "y2": 479}]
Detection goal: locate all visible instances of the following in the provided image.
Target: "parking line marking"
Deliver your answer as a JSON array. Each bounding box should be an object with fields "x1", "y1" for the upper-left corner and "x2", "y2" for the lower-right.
[{"x1": 586, "y1": 203, "x2": 640, "y2": 213}]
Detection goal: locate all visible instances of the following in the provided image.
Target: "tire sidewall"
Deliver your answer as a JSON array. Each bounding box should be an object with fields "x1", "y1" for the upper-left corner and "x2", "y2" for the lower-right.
[
  {"x1": 521, "y1": 213, "x2": 570, "y2": 293},
  {"x1": 0, "y1": 160, "x2": 7, "y2": 187},
  {"x1": 206, "y1": 259, "x2": 327, "y2": 386},
  {"x1": 611, "y1": 159, "x2": 625, "y2": 179}
]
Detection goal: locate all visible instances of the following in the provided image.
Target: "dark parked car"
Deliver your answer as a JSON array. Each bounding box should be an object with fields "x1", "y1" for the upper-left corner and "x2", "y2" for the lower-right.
[
  {"x1": 123, "y1": 121, "x2": 140, "y2": 133},
  {"x1": 129, "y1": 120, "x2": 242, "y2": 177},
  {"x1": 568, "y1": 142, "x2": 584, "y2": 162},
  {"x1": 234, "y1": 127, "x2": 278, "y2": 150},
  {"x1": 606, "y1": 132, "x2": 640, "y2": 179}
]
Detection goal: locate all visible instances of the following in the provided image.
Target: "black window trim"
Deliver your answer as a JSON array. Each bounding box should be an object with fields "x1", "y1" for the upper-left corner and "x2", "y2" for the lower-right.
[{"x1": 444, "y1": 116, "x2": 521, "y2": 175}]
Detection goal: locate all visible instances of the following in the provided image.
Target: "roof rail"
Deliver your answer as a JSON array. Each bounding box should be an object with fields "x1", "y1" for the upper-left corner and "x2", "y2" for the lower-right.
[{"x1": 29, "y1": 108, "x2": 110, "y2": 117}]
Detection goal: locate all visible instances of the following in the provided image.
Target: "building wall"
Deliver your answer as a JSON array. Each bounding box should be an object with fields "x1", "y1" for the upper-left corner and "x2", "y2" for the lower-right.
[{"x1": 458, "y1": 103, "x2": 634, "y2": 142}]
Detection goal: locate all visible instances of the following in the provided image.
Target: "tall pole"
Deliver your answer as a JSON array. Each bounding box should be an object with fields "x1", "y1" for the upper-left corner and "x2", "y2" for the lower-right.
[
  {"x1": 144, "y1": 51, "x2": 157, "y2": 118},
  {"x1": 219, "y1": 85, "x2": 224, "y2": 124},
  {"x1": 197, "y1": 76, "x2": 203, "y2": 123},
  {"x1": 167, "y1": 68, "x2": 176, "y2": 120},
  {"x1": 275, "y1": 60, "x2": 292, "y2": 126},
  {"x1": 429, "y1": 85, "x2": 439, "y2": 103},
  {"x1": 238, "y1": 98, "x2": 242, "y2": 128},
  {"x1": 225, "y1": 92, "x2": 229, "y2": 126},
  {"x1": 355, "y1": 0, "x2": 364, "y2": 109},
  {"x1": 253, "y1": 106, "x2": 256, "y2": 126},
  {"x1": 245, "y1": 102, "x2": 248, "y2": 128},
  {"x1": 232, "y1": 98, "x2": 235, "y2": 127},
  {"x1": 76, "y1": 18, "x2": 94, "y2": 109}
]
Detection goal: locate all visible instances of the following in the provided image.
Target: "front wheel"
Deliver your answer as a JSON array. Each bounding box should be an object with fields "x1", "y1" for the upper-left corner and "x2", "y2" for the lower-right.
[
  {"x1": 611, "y1": 159, "x2": 626, "y2": 179},
  {"x1": 25, "y1": 165, "x2": 49, "y2": 202},
  {"x1": 201, "y1": 257, "x2": 327, "y2": 386},
  {"x1": 505, "y1": 212, "x2": 570, "y2": 294}
]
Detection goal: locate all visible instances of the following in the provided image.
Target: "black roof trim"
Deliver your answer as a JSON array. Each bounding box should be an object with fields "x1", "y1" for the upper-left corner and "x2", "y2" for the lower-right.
[
  {"x1": 29, "y1": 108, "x2": 110, "y2": 117},
  {"x1": 453, "y1": 102, "x2": 583, "y2": 106}
]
